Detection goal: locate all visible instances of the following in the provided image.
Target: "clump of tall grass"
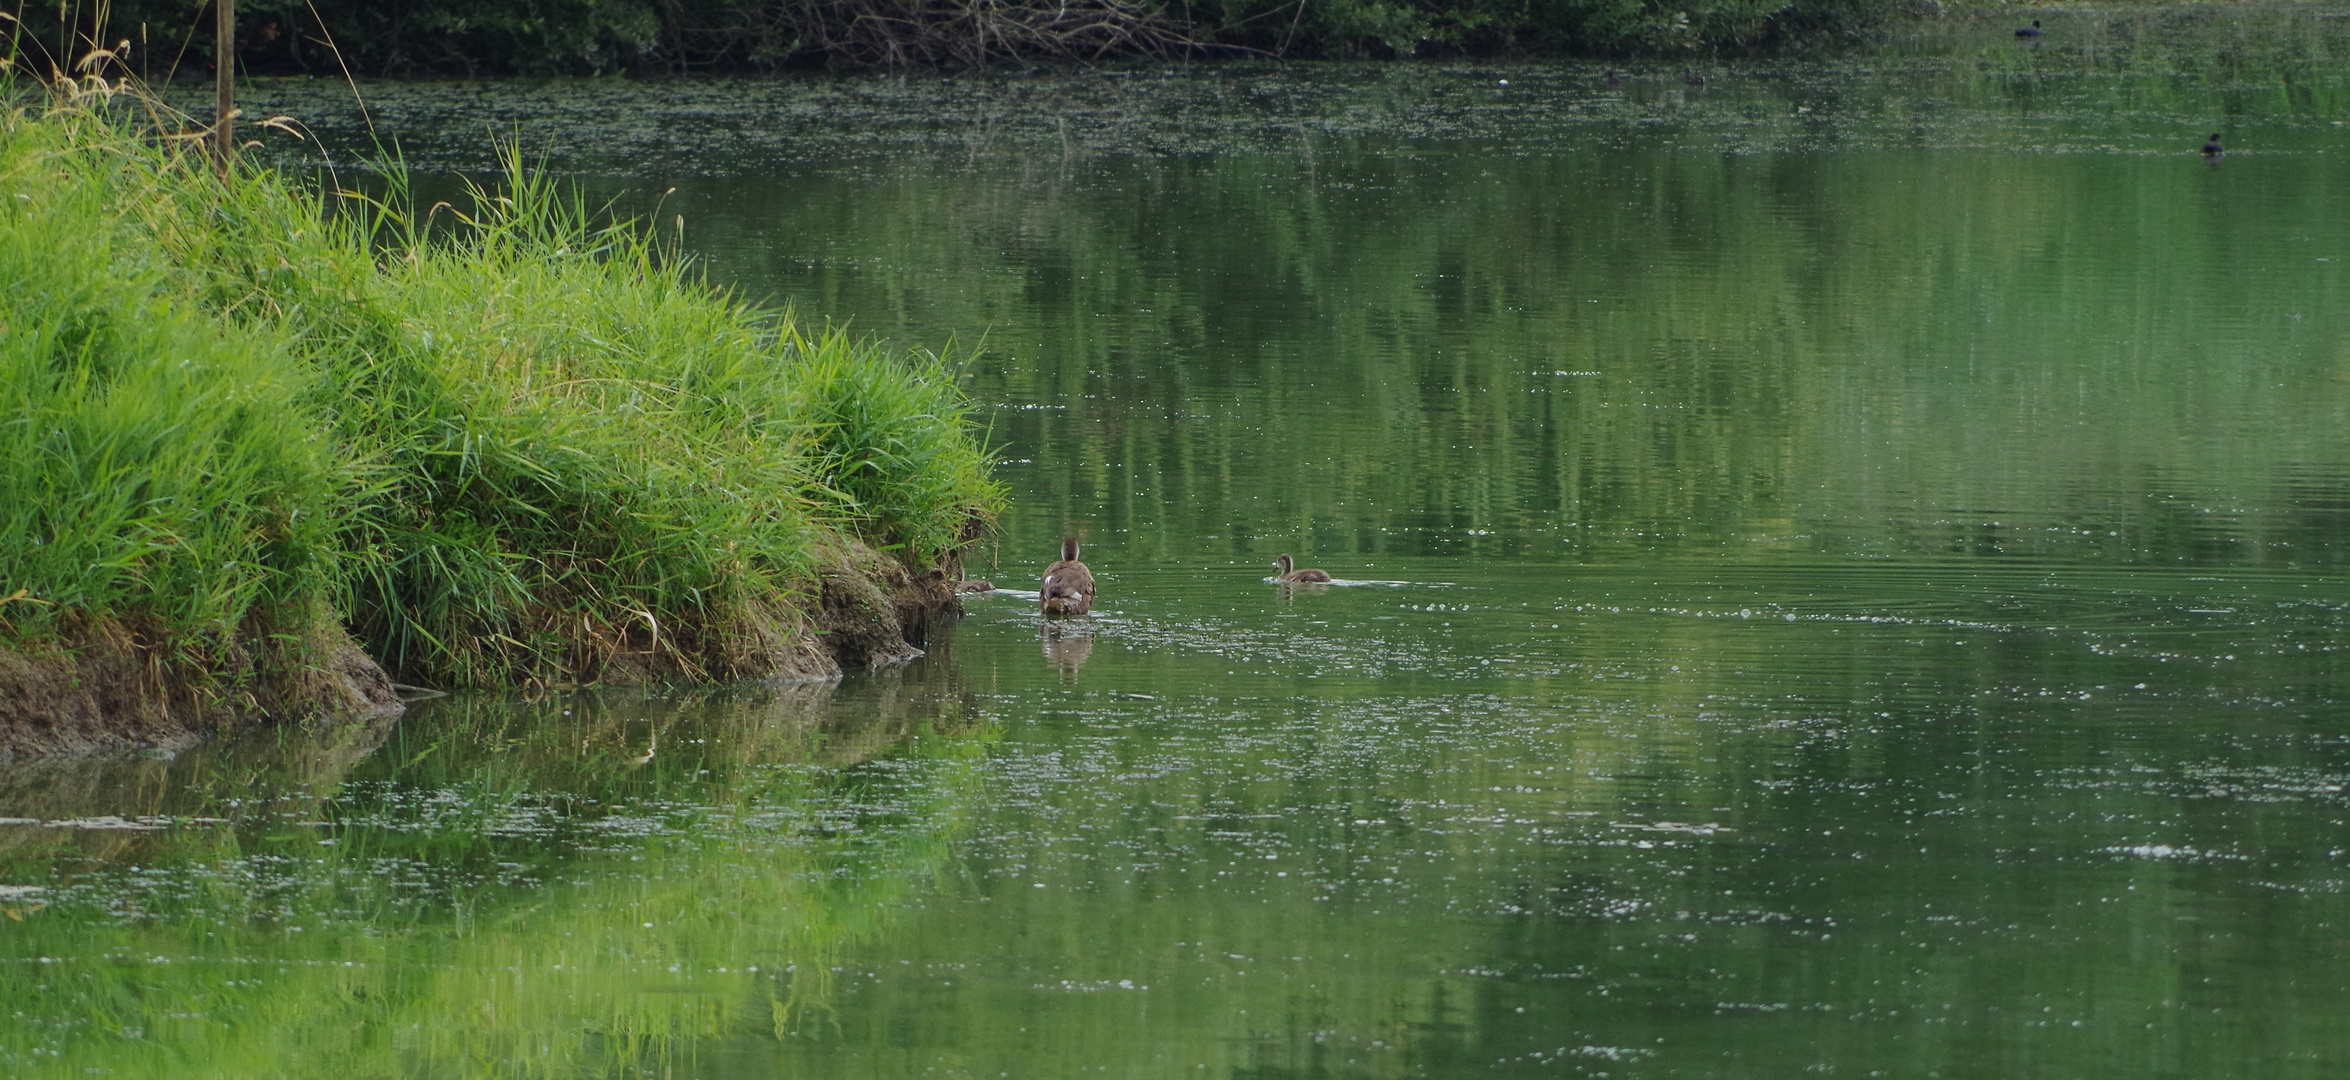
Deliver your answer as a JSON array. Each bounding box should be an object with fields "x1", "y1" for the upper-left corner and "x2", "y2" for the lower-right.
[
  {"x1": 0, "y1": 103, "x2": 345, "y2": 670},
  {"x1": 787, "y1": 327, "x2": 998, "y2": 561},
  {"x1": 0, "y1": 85, "x2": 1001, "y2": 693}
]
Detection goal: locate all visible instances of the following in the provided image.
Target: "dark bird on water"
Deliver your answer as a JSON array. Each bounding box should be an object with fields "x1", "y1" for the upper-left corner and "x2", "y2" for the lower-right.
[
  {"x1": 954, "y1": 579, "x2": 996, "y2": 593},
  {"x1": 2201, "y1": 132, "x2": 2225, "y2": 159},
  {"x1": 1682, "y1": 67, "x2": 1706, "y2": 87},
  {"x1": 2015, "y1": 19, "x2": 2042, "y2": 37},
  {"x1": 1040, "y1": 538, "x2": 1095, "y2": 617},
  {"x1": 1273, "y1": 554, "x2": 1332, "y2": 584}
]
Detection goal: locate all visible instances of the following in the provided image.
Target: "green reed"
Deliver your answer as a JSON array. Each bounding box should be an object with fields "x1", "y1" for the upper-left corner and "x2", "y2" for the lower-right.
[
  {"x1": 0, "y1": 103, "x2": 345, "y2": 656},
  {"x1": 0, "y1": 94, "x2": 1001, "y2": 690}
]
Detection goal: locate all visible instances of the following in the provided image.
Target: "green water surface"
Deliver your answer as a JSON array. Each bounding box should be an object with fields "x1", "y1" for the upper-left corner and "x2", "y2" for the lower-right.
[{"x1": 8, "y1": 11, "x2": 2350, "y2": 1077}]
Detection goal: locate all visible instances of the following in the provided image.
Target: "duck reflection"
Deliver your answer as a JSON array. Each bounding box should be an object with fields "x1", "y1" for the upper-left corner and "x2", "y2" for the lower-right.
[
  {"x1": 1273, "y1": 580, "x2": 1331, "y2": 607},
  {"x1": 1039, "y1": 623, "x2": 1094, "y2": 677}
]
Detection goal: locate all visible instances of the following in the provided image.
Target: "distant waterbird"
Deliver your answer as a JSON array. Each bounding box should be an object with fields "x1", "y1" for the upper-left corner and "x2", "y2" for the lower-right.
[
  {"x1": 2016, "y1": 19, "x2": 2042, "y2": 38},
  {"x1": 1040, "y1": 538, "x2": 1095, "y2": 617},
  {"x1": 1273, "y1": 554, "x2": 1332, "y2": 584},
  {"x1": 1682, "y1": 67, "x2": 1707, "y2": 87},
  {"x1": 955, "y1": 579, "x2": 996, "y2": 593},
  {"x1": 2201, "y1": 132, "x2": 2225, "y2": 160}
]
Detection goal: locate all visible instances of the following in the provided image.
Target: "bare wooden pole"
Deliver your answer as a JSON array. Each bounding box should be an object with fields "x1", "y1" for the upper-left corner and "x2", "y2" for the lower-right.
[{"x1": 214, "y1": 0, "x2": 235, "y2": 169}]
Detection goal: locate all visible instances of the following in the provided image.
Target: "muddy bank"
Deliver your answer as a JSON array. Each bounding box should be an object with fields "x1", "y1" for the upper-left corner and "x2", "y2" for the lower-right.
[
  {"x1": 0, "y1": 613, "x2": 404, "y2": 757},
  {"x1": 569, "y1": 538, "x2": 965, "y2": 686},
  {"x1": 811, "y1": 538, "x2": 964, "y2": 671},
  {"x1": 0, "y1": 542, "x2": 963, "y2": 756}
]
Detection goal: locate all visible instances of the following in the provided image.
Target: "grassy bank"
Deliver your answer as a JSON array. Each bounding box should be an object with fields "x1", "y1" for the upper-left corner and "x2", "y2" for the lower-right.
[{"x1": 0, "y1": 84, "x2": 1001, "y2": 710}]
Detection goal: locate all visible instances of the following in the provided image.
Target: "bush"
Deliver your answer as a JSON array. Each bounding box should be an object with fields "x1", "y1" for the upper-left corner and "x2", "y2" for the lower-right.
[{"x1": 11, "y1": 0, "x2": 1905, "y2": 76}]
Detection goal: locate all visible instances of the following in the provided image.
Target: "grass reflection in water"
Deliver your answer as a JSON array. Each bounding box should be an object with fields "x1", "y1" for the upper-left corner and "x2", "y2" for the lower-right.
[
  {"x1": 17, "y1": 7, "x2": 2350, "y2": 1075},
  {"x1": 0, "y1": 670, "x2": 987, "y2": 1077}
]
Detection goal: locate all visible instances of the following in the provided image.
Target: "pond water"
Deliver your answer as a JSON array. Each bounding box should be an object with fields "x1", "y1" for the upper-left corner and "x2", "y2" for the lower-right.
[{"x1": 10, "y1": 10, "x2": 2350, "y2": 1076}]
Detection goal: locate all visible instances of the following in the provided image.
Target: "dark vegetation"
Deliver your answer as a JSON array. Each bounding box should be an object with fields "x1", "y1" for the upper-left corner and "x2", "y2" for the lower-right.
[
  {"x1": 0, "y1": 80, "x2": 1003, "y2": 723},
  {"x1": 8, "y1": 0, "x2": 1907, "y2": 77}
]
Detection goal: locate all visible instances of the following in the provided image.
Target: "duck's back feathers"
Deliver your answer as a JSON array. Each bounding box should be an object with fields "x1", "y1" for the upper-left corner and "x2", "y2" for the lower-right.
[
  {"x1": 1042, "y1": 538, "x2": 1095, "y2": 616},
  {"x1": 1273, "y1": 554, "x2": 1333, "y2": 584}
]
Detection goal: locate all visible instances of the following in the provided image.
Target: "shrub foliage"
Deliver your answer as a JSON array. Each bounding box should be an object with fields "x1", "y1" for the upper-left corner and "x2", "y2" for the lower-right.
[{"x1": 9, "y1": 0, "x2": 1904, "y2": 77}]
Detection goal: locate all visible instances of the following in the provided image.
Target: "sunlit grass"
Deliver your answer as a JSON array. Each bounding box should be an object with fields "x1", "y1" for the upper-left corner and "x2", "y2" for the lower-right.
[
  {"x1": 0, "y1": 100, "x2": 345, "y2": 666},
  {"x1": 0, "y1": 81, "x2": 1003, "y2": 691}
]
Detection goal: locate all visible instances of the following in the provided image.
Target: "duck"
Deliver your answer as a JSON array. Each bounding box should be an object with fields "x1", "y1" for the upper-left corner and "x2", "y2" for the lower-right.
[
  {"x1": 954, "y1": 579, "x2": 996, "y2": 593},
  {"x1": 2201, "y1": 132, "x2": 2225, "y2": 159},
  {"x1": 1273, "y1": 554, "x2": 1332, "y2": 583},
  {"x1": 1681, "y1": 67, "x2": 1706, "y2": 87},
  {"x1": 1040, "y1": 537, "x2": 1095, "y2": 617},
  {"x1": 2015, "y1": 19, "x2": 2042, "y2": 38}
]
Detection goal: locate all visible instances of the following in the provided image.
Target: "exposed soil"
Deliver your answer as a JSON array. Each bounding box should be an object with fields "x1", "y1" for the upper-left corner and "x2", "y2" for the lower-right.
[
  {"x1": 810, "y1": 538, "x2": 963, "y2": 671},
  {"x1": 587, "y1": 539, "x2": 964, "y2": 685},
  {"x1": 0, "y1": 611, "x2": 404, "y2": 757},
  {"x1": 0, "y1": 541, "x2": 963, "y2": 755}
]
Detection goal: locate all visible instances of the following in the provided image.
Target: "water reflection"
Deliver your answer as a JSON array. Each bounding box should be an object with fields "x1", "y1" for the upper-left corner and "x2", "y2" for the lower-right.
[
  {"x1": 0, "y1": 665, "x2": 997, "y2": 1078},
  {"x1": 0, "y1": 713, "x2": 399, "y2": 868},
  {"x1": 736, "y1": 570, "x2": 2348, "y2": 1079},
  {"x1": 1040, "y1": 624, "x2": 1096, "y2": 678},
  {"x1": 1273, "y1": 581, "x2": 1334, "y2": 607},
  {"x1": 12, "y1": 12, "x2": 2350, "y2": 1076}
]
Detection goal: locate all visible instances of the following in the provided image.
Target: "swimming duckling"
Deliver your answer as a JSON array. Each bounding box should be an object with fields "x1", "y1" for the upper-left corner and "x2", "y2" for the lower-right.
[
  {"x1": 2015, "y1": 19, "x2": 2042, "y2": 38},
  {"x1": 1273, "y1": 554, "x2": 1332, "y2": 583},
  {"x1": 1040, "y1": 538, "x2": 1094, "y2": 617},
  {"x1": 1681, "y1": 67, "x2": 1706, "y2": 87},
  {"x1": 2201, "y1": 132, "x2": 2224, "y2": 159},
  {"x1": 954, "y1": 579, "x2": 996, "y2": 594}
]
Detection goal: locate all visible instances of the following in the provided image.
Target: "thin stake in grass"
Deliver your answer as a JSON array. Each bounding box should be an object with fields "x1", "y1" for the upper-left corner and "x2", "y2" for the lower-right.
[{"x1": 213, "y1": 0, "x2": 233, "y2": 168}]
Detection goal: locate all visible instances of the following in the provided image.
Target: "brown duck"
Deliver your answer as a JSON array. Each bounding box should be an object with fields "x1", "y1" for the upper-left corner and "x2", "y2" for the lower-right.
[
  {"x1": 1273, "y1": 554, "x2": 1332, "y2": 583},
  {"x1": 1041, "y1": 537, "x2": 1095, "y2": 616}
]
